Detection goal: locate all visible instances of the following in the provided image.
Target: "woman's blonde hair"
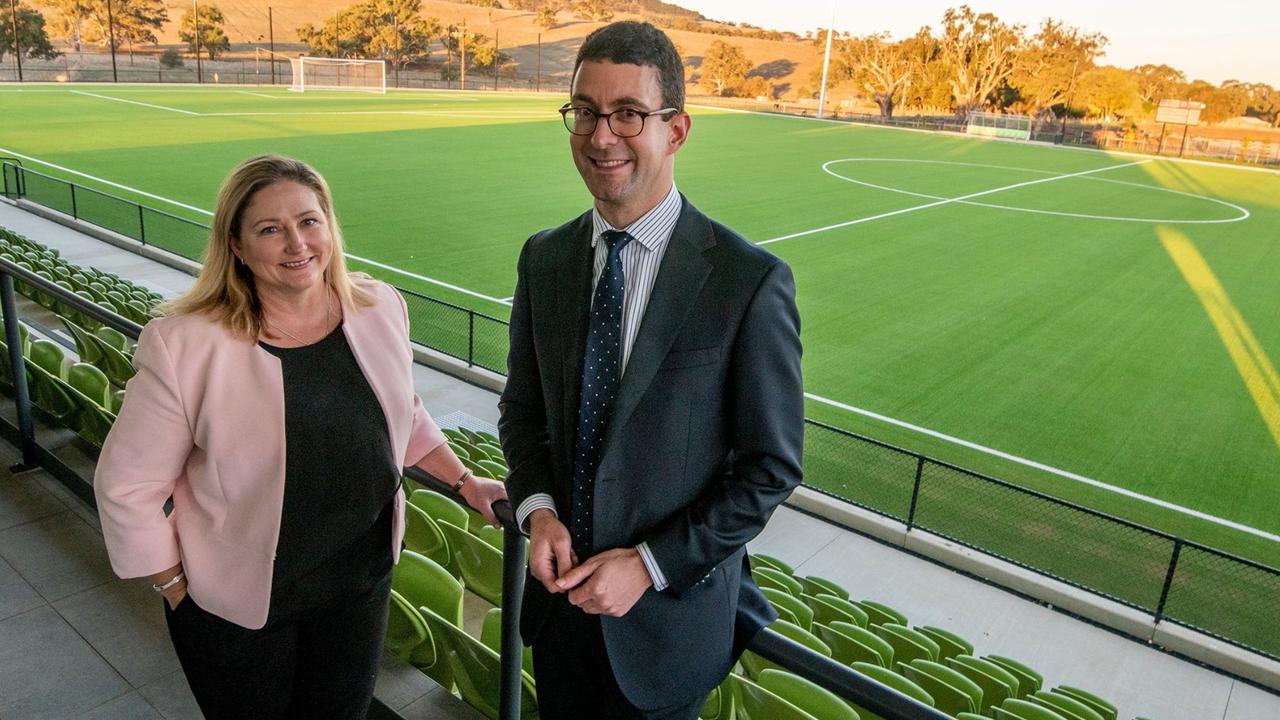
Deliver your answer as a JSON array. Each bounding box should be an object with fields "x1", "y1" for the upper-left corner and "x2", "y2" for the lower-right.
[{"x1": 163, "y1": 154, "x2": 374, "y2": 339}]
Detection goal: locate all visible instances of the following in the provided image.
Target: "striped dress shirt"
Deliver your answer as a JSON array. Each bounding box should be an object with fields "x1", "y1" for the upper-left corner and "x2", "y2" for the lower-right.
[{"x1": 515, "y1": 183, "x2": 683, "y2": 591}]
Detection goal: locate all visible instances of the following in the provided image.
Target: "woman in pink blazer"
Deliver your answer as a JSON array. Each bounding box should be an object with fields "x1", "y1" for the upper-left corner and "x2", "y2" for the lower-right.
[{"x1": 94, "y1": 155, "x2": 506, "y2": 719}]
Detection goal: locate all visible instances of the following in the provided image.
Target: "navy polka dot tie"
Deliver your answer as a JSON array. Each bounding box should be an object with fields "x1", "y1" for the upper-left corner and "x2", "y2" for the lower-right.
[{"x1": 569, "y1": 229, "x2": 633, "y2": 557}]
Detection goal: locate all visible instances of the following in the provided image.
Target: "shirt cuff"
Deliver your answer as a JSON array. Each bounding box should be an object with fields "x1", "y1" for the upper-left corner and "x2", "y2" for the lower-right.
[
  {"x1": 636, "y1": 542, "x2": 669, "y2": 592},
  {"x1": 516, "y1": 493, "x2": 557, "y2": 532}
]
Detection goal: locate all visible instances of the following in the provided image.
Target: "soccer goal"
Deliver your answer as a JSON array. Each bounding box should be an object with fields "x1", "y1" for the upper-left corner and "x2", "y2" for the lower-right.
[
  {"x1": 288, "y1": 56, "x2": 387, "y2": 94},
  {"x1": 966, "y1": 111, "x2": 1032, "y2": 141}
]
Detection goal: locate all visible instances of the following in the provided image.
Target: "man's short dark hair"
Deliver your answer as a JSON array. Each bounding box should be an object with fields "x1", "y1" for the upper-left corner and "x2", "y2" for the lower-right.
[{"x1": 574, "y1": 21, "x2": 685, "y2": 111}]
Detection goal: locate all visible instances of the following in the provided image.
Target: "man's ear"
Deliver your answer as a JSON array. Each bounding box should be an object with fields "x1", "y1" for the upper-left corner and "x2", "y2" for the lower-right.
[{"x1": 667, "y1": 112, "x2": 691, "y2": 155}]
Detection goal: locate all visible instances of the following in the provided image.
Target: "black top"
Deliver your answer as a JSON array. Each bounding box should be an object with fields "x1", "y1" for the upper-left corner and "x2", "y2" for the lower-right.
[{"x1": 261, "y1": 324, "x2": 399, "y2": 609}]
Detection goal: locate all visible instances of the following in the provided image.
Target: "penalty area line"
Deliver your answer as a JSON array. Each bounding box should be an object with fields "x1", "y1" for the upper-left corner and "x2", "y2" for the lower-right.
[{"x1": 804, "y1": 391, "x2": 1280, "y2": 543}]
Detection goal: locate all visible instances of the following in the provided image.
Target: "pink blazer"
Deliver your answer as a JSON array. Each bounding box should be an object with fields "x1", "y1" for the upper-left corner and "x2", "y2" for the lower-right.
[{"x1": 94, "y1": 280, "x2": 446, "y2": 629}]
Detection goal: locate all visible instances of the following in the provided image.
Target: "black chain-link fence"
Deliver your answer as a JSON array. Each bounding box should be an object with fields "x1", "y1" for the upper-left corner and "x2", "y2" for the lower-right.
[{"x1": 7, "y1": 161, "x2": 1280, "y2": 662}]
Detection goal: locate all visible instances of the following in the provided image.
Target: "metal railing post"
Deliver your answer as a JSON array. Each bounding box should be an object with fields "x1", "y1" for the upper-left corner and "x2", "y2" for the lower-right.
[
  {"x1": 1153, "y1": 538, "x2": 1183, "y2": 625},
  {"x1": 498, "y1": 503, "x2": 526, "y2": 720},
  {"x1": 138, "y1": 205, "x2": 146, "y2": 244},
  {"x1": 906, "y1": 455, "x2": 925, "y2": 530},
  {"x1": 69, "y1": 183, "x2": 79, "y2": 220},
  {"x1": 468, "y1": 311, "x2": 475, "y2": 367},
  {"x1": 1, "y1": 272, "x2": 38, "y2": 470}
]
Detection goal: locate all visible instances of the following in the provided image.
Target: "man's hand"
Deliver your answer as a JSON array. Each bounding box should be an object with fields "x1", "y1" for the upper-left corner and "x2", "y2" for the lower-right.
[
  {"x1": 557, "y1": 548, "x2": 652, "y2": 617},
  {"x1": 528, "y1": 509, "x2": 576, "y2": 593},
  {"x1": 459, "y1": 475, "x2": 507, "y2": 527}
]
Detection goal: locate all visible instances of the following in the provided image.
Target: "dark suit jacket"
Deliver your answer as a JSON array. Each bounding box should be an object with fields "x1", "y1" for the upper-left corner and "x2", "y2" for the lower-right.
[{"x1": 498, "y1": 196, "x2": 804, "y2": 711}]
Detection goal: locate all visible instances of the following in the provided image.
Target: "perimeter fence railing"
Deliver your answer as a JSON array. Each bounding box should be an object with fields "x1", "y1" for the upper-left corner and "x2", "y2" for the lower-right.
[
  {"x1": 1, "y1": 238, "x2": 948, "y2": 720},
  {"x1": 4, "y1": 159, "x2": 1279, "y2": 666}
]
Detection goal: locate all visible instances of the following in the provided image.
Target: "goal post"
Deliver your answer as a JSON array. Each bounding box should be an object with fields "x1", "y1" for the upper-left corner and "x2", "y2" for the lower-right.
[
  {"x1": 966, "y1": 111, "x2": 1032, "y2": 141},
  {"x1": 288, "y1": 56, "x2": 388, "y2": 94}
]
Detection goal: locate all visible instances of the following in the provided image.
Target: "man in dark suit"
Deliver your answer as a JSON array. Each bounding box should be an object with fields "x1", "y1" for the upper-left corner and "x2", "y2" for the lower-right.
[{"x1": 498, "y1": 20, "x2": 804, "y2": 720}]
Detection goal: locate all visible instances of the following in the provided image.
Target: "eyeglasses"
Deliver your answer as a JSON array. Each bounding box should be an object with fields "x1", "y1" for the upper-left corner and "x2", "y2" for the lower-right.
[{"x1": 559, "y1": 103, "x2": 680, "y2": 138}]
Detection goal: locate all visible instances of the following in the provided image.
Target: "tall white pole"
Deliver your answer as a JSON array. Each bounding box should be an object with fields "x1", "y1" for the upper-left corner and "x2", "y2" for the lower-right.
[{"x1": 816, "y1": 0, "x2": 836, "y2": 119}]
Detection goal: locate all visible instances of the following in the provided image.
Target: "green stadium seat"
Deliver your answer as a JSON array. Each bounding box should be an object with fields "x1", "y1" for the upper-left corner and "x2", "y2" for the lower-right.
[
  {"x1": 899, "y1": 659, "x2": 983, "y2": 716},
  {"x1": 916, "y1": 625, "x2": 974, "y2": 661},
  {"x1": 1052, "y1": 686, "x2": 1117, "y2": 720},
  {"x1": 94, "y1": 325, "x2": 130, "y2": 352},
  {"x1": 874, "y1": 623, "x2": 939, "y2": 664},
  {"x1": 1028, "y1": 691, "x2": 1104, "y2": 720},
  {"x1": 798, "y1": 575, "x2": 850, "y2": 601},
  {"x1": 67, "y1": 362, "x2": 116, "y2": 446},
  {"x1": 757, "y1": 668, "x2": 860, "y2": 720},
  {"x1": 409, "y1": 488, "x2": 469, "y2": 578},
  {"x1": 750, "y1": 553, "x2": 794, "y2": 575},
  {"x1": 995, "y1": 698, "x2": 1069, "y2": 720},
  {"x1": 947, "y1": 655, "x2": 1017, "y2": 711},
  {"x1": 806, "y1": 593, "x2": 869, "y2": 628},
  {"x1": 728, "y1": 673, "x2": 821, "y2": 720},
  {"x1": 986, "y1": 655, "x2": 1044, "y2": 695},
  {"x1": 740, "y1": 619, "x2": 831, "y2": 681},
  {"x1": 848, "y1": 661, "x2": 934, "y2": 720},
  {"x1": 755, "y1": 565, "x2": 805, "y2": 596},
  {"x1": 762, "y1": 587, "x2": 814, "y2": 630},
  {"x1": 29, "y1": 339, "x2": 68, "y2": 380},
  {"x1": 384, "y1": 588, "x2": 430, "y2": 664},
  {"x1": 417, "y1": 603, "x2": 540, "y2": 720},
  {"x1": 390, "y1": 550, "x2": 461, "y2": 690},
  {"x1": 857, "y1": 599, "x2": 908, "y2": 627},
  {"x1": 402, "y1": 502, "x2": 450, "y2": 570},
  {"x1": 479, "y1": 607, "x2": 534, "y2": 676},
  {"x1": 814, "y1": 620, "x2": 893, "y2": 667},
  {"x1": 437, "y1": 519, "x2": 504, "y2": 606}
]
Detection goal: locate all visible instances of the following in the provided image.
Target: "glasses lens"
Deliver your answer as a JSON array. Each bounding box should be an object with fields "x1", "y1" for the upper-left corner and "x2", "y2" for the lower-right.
[
  {"x1": 608, "y1": 109, "x2": 645, "y2": 138},
  {"x1": 564, "y1": 107, "x2": 596, "y2": 135}
]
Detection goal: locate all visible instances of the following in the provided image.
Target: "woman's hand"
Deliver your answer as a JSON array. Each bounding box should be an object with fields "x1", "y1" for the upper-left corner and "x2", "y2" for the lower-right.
[
  {"x1": 459, "y1": 474, "x2": 508, "y2": 527},
  {"x1": 149, "y1": 563, "x2": 188, "y2": 610}
]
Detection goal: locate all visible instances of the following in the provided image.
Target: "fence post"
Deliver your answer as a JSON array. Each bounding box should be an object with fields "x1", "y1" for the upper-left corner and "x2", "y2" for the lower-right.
[
  {"x1": 1, "y1": 272, "x2": 38, "y2": 470},
  {"x1": 69, "y1": 183, "x2": 78, "y2": 220},
  {"x1": 906, "y1": 456, "x2": 925, "y2": 530},
  {"x1": 468, "y1": 311, "x2": 475, "y2": 367},
  {"x1": 1153, "y1": 539, "x2": 1183, "y2": 624},
  {"x1": 138, "y1": 205, "x2": 146, "y2": 244}
]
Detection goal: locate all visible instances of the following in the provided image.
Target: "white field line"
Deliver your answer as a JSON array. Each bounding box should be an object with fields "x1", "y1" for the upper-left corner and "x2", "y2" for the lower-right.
[
  {"x1": 804, "y1": 392, "x2": 1280, "y2": 543},
  {"x1": 0, "y1": 147, "x2": 513, "y2": 307},
  {"x1": 70, "y1": 90, "x2": 200, "y2": 115},
  {"x1": 758, "y1": 159, "x2": 1150, "y2": 245},
  {"x1": 236, "y1": 91, "x2": 280, "y2": 100}
]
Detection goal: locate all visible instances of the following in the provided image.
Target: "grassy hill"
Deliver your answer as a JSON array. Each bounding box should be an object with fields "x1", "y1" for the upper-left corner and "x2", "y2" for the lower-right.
[{"x1": 151, "y1": 0, "x2": 823, "y2": 97}]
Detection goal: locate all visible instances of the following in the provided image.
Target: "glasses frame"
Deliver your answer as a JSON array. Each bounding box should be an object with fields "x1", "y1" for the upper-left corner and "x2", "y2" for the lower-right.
[{"x1": 558, "y1": 103, "x2": 681, "y2": 138}]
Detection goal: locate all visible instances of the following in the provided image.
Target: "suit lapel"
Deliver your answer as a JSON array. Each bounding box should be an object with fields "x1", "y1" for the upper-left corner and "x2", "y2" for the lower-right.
[
  {"x1": 604, "y1": 200, "x2": 714, "y2": 451},
  {"x1": 555, "y1": 214, "x2": 594, "y2": 469}
]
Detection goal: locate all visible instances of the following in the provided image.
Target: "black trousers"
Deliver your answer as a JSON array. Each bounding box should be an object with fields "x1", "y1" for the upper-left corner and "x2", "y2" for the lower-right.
[
  {"x1": 531, "y1": 597, "x2": 704, "y2": 720},
  {"x1": 164, "y1": 571, "x2": 392, "y2": 720}
]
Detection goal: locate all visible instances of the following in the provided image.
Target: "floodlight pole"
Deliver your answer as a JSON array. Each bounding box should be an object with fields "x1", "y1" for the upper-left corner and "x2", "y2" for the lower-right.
[
  {"x1": 816, "y1": 0, "x2": 836, "y2": 119},
  {"x1": 268, "y1": 5, "x2": 275, "y2": 85},
  {"x1": 492, "y1": 28, "x2": 498, "y2": 91},
  {"x1": 460, "y1": 20, "x2": 467, "y2": 91},
  {"x1": 193, "y1": 0, "x2": 203, "y2": 84},
  {"x1": 10, "y1": 0, "x2": 23, "y2": 82},
  {"x1": 106, "y1": 0, "x2": 119, "y2": 82}
]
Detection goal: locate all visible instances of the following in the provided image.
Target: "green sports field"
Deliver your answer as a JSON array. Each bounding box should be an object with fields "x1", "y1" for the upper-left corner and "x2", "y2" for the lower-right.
[{"x1": 3, "y1": 84, "x2": 1279, "y2": 564}]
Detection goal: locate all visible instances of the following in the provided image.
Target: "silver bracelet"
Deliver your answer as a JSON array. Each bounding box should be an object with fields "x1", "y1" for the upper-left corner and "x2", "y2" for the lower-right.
[
  {"x1": 451, "y1": 469, "x2": 472, "y2": 492},
  {"x1": 152, "y1": 572, "x2": 185, "y2": 593}
]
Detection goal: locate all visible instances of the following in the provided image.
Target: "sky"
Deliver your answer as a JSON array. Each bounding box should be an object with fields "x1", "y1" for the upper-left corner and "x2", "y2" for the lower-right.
[{"x1": 675, "y1": 1, "x2": 1280, "y2": 87}]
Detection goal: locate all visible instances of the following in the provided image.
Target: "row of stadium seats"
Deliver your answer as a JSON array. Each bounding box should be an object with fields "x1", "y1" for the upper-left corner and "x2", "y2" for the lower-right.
[
  {"x1": 741, "y1": 553, "x2": 1139, "y2": 720},
  {"x1": 0, "y1": 227, "x2": 163, "y2": 327}
]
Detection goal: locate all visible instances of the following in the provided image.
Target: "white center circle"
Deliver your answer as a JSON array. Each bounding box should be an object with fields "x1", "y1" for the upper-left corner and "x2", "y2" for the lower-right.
[{"x1": 822, "y1": 158, "x2": 1250, "y2": 225}]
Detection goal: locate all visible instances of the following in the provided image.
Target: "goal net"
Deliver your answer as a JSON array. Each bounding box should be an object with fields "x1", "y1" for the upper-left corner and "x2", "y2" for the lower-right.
[
  {"x1": 288, "y1": 56, "x2": 387, "y2": 94},
  {"x1": 966, "y1": 111, "x2": 1032, "y2": 141}
]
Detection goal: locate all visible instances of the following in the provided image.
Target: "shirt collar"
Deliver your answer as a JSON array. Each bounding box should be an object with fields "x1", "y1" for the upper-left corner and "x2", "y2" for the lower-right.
[{"x1": 591, "y1": 184, "x2": 682, "y2": 252}]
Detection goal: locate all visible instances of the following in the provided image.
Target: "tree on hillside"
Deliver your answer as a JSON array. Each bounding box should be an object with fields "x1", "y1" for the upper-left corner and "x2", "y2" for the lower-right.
[
  {"x1": 179, "y1": 3, "x2": 230, "y2": 60},
  {"x1": 1185, "y1": 79, "x2": 1249, "y2": 123},
  {"x1": 738, "y1": 75, "x2": 772, "y2": 99},
  {"x1": 534, "y1": 5, "x2": 557, "y2": 31},
  {"x1": 937, "y1": 5, "x2": 1023, "y2": 116},
  {"x1": 573, "y1": 0, "x2": 612, "y2": 23},
  {"x1": 1010, "y1": 18, "x2": 1105, "y2": 119},
  {"x1": 81, "y1": 0, "x2": 167, "y2": 60},
  {"x1": 469, "y1": 39, "x2": 511, "y2": 76},
  {"x1": 1130, "y1": 63, "x2": 1186, "y2": 108},
  {"x1": 1243, "y1": 82, "x2": 1280, "y2": 127},
  {"x1": 1076, "y1": 65, "x2": 1139, "y2": 121},
  {"x1": 40, "y1": 0, "x2": 92, "y2": 51},
  {"x1": 830, "y1": 32, "x2": 913, "y2": 118},
  {"x1": 700, "y1": 39, "x2": 749, "y2": 96},
  {"x1": 363, "y1": 0, "x2": 440, "y2": 84},
  {"x1": 298, "y1": 7, "x2": 370, "y2": 58},
  {"x1": 0, "y1": 3, "x2": 60, "y2": 62}
]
